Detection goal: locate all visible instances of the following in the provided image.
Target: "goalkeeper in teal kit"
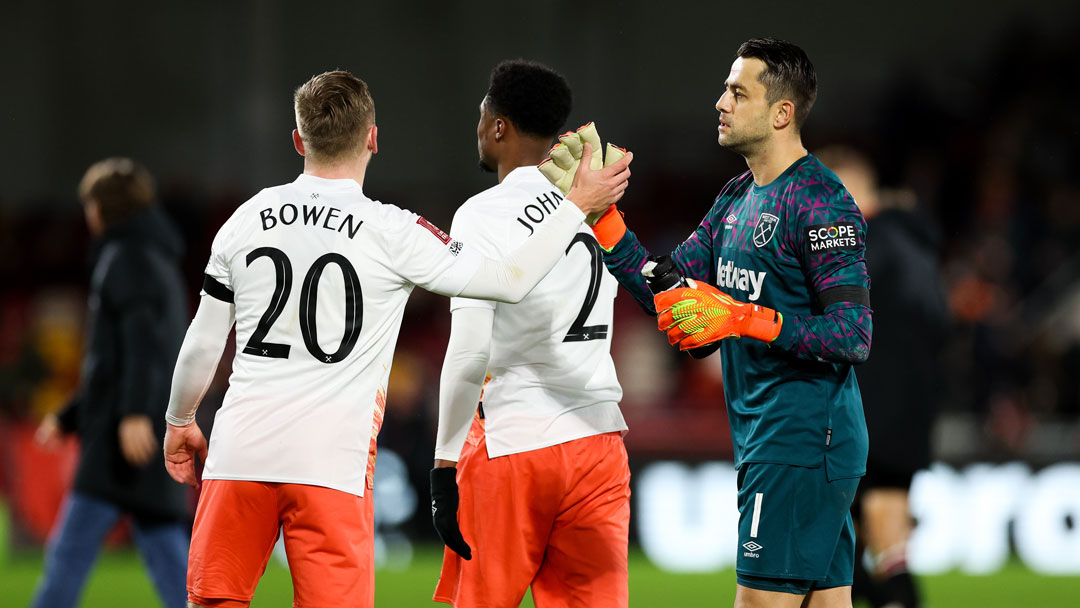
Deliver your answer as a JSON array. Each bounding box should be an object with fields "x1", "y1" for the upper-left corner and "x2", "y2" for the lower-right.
[{"x1": 542, "y1": 39, "x2": 871, "y2": 608}]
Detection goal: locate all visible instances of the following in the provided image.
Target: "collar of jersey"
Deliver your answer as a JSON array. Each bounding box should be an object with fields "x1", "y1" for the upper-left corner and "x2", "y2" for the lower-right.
[
  {"x1": 501, "y1": 165, "x2": 544, "y2": 186},
  {"x1": 293, "y1": 173, "x2": 365, "y2": 193},
  {"x1": 751, "y1": 153, "x2": 814, "y2": 193}
]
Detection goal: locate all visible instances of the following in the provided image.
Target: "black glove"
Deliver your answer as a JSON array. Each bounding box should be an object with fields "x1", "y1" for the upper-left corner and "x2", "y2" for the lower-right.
[{"x1": 430, "y1": 467, "x2": 472, "y2": 560}]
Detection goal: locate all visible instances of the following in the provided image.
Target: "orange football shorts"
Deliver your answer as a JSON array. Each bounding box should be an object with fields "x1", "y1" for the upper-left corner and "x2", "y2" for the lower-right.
[
  {"x1": 187, "y1": 479, "x2": 373, "y2": 608},
  {"x1": 434, "y1": 419, "x2": 630, "y2": 608}
]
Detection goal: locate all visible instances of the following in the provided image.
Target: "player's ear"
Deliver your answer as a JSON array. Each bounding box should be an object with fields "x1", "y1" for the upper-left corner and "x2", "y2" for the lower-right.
[
  {"x1": 367, "y1": 124, "x2": 378, "y2": 155},
  {"x1": 292, "y1": 129, "x2": 306, "y2": 157},
  {"x1": 773, "y1": 100, "x2": 795, "y2": 130},
  {"x1": 494, "y1": 117, "x2": 506, "y2": 142}
]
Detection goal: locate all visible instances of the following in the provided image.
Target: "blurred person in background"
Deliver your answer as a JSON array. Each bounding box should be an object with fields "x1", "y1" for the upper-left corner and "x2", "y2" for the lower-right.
[
  {"x1": 32, "y1": 158, "x2": 190, "y2": 608},
  {"x1": 569, "y1": 38, "x2": 872, "y2": 607},
  {"x1": 818, "y1": 146, "x2": 949, "y2": 608},
  {"x1": 161, "y1": 70, "x2": 629, "y2": 608},
  {"x1": 430, "y1": 60, "x2": 630, "y2": 608}
]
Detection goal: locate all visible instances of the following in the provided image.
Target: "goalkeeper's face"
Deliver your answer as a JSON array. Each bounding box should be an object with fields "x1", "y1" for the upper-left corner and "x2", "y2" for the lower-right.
[
  {"x1": 476, "y1": 98, "x2": 497, "y2": 173},
  {"x1": 715, "y1": 57, "x2": 773, "y2": 155}
]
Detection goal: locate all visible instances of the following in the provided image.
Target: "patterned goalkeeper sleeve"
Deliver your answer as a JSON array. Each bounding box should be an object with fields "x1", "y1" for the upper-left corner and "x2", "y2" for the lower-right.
[
  {"x1": 602, "y1": 206, "x2": 719, "y2": 315},
  {"x1": 771, "y1": 180, "x2": 873, "y2": 364}
]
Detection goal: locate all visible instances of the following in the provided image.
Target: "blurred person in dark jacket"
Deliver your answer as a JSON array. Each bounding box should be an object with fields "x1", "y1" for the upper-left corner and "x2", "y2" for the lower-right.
[
  {"x1": 819, "y1": 146, "x2": 949, "y2": 608},
  {"x1": 32, "y1": 158, "x2": 189, "y2": 608}
]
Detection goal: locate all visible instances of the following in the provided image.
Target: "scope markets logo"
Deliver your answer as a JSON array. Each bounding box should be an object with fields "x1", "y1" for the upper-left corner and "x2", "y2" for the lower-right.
[{"x1": 806, "y1": 222, "x2": 859, "y2": 253}]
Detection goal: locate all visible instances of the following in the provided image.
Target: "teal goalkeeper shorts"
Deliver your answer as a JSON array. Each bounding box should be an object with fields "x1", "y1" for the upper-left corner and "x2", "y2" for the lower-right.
[{"x1": 734, "y1": 462, "x2": 861, "y2": 594}]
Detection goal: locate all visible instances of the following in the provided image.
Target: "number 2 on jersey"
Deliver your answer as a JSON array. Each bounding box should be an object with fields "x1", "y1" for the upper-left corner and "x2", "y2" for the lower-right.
[
  {"x1": 563, "y1": 233, "x2": 609, "y2": 342},
  {"x1": 244, "y1": 247, "x2": 363, "y2": 363}
]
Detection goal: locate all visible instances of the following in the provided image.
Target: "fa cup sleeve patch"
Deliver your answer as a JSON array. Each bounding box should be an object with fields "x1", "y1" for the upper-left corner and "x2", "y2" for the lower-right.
[
  {"x1": 805, "y1": 222, "x2": 859, "y2": 253},
  {"x1": 417, "y1": 216, "x2": 451, "y2": 244}
]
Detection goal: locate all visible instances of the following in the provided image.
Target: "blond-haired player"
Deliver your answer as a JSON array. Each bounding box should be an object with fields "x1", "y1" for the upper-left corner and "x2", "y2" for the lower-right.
[{"x1": 163, "y1": 70, "x2": 631, "y2": 608}]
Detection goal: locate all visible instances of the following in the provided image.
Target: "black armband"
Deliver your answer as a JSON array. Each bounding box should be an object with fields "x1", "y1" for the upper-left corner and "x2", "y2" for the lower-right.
[
  {"x1": 202, "y1": 274, "x2": 235, "y2": 303},
  {"x1": 817, "y1": 285, "x2": 870, "y2": 310}
]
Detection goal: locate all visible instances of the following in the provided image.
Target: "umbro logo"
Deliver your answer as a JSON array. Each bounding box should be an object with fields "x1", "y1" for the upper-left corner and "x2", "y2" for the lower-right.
[
  {"x1": 742, "y1": 541, "x2": 763, "y2": 552},
  {"x1": 726, "y1": 214, "x2": 738, "y2": 223}
]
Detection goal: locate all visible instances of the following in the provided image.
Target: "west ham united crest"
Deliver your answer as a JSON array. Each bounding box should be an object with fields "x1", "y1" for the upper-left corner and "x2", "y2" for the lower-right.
[{"x1": 753, "y1": 213, "x2": 779, "y2": 247}]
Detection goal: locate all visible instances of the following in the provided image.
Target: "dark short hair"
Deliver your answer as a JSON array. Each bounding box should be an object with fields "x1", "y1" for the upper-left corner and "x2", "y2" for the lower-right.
[
  {"x1": 78, "y1": 158, "x2": 155, "y2": 226},
  {"x1": 294, "y1": 70, "x2": 375, "y2": 164},
  {"x1": 737, "y1": 38, "x2": 817, "y2": 129},
  {"x1": 486, "y1": 60, "x2": 572, "y2": 138}
]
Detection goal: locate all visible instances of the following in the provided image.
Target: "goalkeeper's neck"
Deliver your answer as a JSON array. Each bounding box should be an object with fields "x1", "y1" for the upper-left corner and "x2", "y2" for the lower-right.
[{"x1": 744, "y1": 133, "x2": 808, "y2": 187}]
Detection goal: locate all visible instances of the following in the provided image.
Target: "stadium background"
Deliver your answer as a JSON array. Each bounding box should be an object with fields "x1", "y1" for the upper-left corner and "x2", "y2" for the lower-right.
[{"x1": 2, "y1": 1, "x2": 1079, "y2": 605}]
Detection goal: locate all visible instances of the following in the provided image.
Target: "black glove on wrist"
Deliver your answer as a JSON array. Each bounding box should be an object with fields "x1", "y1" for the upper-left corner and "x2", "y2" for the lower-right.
[{"x1": 430, "y1": 467, "x2": 472, "y2": 560}]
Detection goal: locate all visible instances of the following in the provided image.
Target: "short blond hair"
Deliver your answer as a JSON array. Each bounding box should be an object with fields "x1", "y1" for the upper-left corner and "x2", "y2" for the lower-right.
[
  {"x1": 78, "y1": 158, "x2": 155, "y2": 227},
  {"x1": 294, "y1": 70, "x2": 375, "y2": 164}
]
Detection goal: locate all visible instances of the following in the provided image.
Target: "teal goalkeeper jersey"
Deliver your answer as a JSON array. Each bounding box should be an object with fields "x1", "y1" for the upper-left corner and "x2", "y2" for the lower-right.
[{"x1": 604, "y1": 154, "x2": 871, "y2": 478}]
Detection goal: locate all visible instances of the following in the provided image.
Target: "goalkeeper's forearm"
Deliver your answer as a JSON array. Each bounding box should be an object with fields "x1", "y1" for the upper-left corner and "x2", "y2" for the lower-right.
[
  {"x1": 434, "y1": 307, "x2": 493, "y2": 462},
  {"x1": 165, "y1": 295, "x2": 234, "y2": 426},
  {"x1": 456, "y1": 201, "x2": 585, "y2": 302},
  {"x1": 771, "y1": 302, "x2": 872, "y2": 364}
]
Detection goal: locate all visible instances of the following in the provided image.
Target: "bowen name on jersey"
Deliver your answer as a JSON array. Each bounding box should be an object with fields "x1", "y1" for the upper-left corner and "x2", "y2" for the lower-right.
[
  {"x1": 259, "y1": 203, "x2": 364, "y2": 239},
  {"x1": 716, "y1": 257, "x2": 767, "y2": 301}
]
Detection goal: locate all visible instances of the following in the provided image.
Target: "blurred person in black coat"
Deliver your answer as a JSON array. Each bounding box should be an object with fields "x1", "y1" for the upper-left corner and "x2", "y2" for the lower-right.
[
  {"x1": 819, "y1": 147, "x2": 950, "y2": 608},
  {"x1": 32, "y1": 158, "x2": 189, "y2": 608}
]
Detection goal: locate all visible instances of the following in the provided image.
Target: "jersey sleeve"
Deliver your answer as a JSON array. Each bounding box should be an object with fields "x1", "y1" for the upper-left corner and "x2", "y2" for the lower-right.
[
  {"x1": 448, "y1": 201, "x2": 501, "y2": 312},
  {"x1": 771, "y1": 181, "x2": 873, "y2": 363},
  {"x1": 201, "y1": 215, "x2": 237, "y2": 303},
  {"x1": 671, "y1": 207, "x2": 720, "y2": 284},
  {"x1": 787, "y1": 182, "x2": 870, "y2": 295},
  {"x1": 384, "y1": 208, "x2": 482, "y2": 297},
  {"x1": 602, "y1": 199, "x2": 721, "y2": 315}
]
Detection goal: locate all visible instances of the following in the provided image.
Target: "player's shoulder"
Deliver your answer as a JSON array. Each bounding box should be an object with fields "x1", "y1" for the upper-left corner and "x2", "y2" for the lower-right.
[
  {"x1": 790, "y1": 155, "x2": 852, "y2": 202},
  {"x1": 454, "y1": 169, "x2": 544, "y2": 225},
  {"x1": 209, "y1": 186, "x2": 277, "y2": 244},
  {"x1": 704, "y1": 170, "x2": 755, "y2": 220},
  {"x1": 456, "y1": 188, "x2": 497, "y2": 218},
  {"x1": 368, "y1": 199, "x2": 460, "y2": 250},
  {"x1": 712, "y1": 170, "x2": 756, "y2": 210},
  {"x1": 463, "y1": 167, "x2": 545, "y2": 210},
  {"x1": 719, "y1": 169, "x2": 756, "y2": 199},
  {"x1": 233, "y1": 185, "x2": 278, "y2": 214},
  {"x1": 449, "y1": 191, "x2": 505, "y2": 248},
  {"x1": 365, "y1": 197, "x2": 417, "y2": 227},
  {"x1": 455, "y1": 188, "x2": 504, "y2": 226}
]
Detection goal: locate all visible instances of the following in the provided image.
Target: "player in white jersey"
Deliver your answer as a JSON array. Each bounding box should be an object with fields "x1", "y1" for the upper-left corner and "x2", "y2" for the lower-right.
[
  {"x1": 161, "y1": 70, "x2": 631, "y2": 608},
  {"x1": 430, "y1": 60, "x2": 631, "y2": 608}
]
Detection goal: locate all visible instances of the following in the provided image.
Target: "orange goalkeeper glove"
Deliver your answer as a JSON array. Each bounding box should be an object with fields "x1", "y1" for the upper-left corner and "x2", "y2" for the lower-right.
[{"x1": 655, "y1": 279, "x2": 783, "y2": 349}]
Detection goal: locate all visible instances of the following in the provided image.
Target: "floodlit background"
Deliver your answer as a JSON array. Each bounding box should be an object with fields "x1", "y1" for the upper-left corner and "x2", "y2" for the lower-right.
[{"x1": 2, "y1": 1, "x2": 1079, "y2": 606}]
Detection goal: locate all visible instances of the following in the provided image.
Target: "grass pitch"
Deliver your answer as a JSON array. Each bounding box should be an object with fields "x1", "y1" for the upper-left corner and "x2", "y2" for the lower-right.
[{"x1": 1, "y1": 545, "x2": 1076, "y2": 606}]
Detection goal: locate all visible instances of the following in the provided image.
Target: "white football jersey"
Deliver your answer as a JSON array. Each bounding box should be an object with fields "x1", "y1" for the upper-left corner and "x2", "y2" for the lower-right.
[
  {"x1": 450, "y1": 167, "x2": 626, "y2": 458},
  {"x1": 201, "y1": 174, "x2": 480, "y2": 497}
]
